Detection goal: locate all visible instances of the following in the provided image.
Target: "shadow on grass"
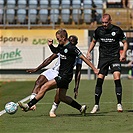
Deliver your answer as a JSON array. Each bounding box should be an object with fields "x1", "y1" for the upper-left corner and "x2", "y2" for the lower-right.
[{"x1": 16, "y1": 109, "x2": 133, "y2": 118}]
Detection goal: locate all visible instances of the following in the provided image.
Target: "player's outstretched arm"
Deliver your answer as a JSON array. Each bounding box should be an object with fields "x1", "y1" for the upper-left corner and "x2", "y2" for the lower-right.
[
  {"x1": 86, "y1": 39, "x2": 96, "y2": 60},
  {"x1": 26, "y1": 54, "x2": 58, "y2": 73},
  {"x1": 80, "y1": 54, "x2": 99, "y2": 75}
]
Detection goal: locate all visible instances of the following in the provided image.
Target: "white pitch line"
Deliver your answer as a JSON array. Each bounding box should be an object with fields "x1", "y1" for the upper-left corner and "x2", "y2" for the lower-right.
[
  {"x1": 0, "y1": 97, "x2": 132, "y2": 116},
  {"x1": 0, "y1": 95, "x2": 30, "y2": 117}
]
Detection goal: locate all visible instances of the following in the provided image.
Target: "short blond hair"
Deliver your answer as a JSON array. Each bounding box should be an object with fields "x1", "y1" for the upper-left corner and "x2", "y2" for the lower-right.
[{"x1": 56, "y1": 29, "x2": 68, "y2": 39}]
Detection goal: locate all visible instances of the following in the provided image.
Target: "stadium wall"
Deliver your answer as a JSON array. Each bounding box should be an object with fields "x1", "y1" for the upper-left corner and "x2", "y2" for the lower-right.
[{"x1": 0, "y1": 29, "x2": 132, "y2": 81}]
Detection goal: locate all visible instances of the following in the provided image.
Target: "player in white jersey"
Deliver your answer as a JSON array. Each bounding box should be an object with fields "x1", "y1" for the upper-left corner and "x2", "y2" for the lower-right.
[
  {"x1": 27, "y1": 35, "x2": 82, "y2": 112},
  {"x1": 40, "y1": 53, "x2": 60, "y2": 81},
  {"x1": 27, "y1": 53, "x2": 59, "y2": 103}
]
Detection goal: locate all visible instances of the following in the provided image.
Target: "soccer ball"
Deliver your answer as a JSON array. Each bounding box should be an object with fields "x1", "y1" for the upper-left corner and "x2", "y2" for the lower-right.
[{"x1": 5, "y1": 102, "x2": 18, "y2": 114}]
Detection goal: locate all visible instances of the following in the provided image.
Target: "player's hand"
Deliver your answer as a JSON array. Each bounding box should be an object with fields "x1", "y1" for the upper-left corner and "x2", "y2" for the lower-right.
[
  {"x1": 26, "y1": 69, "x2": 37, "y2": 73},
  {"x1": 94, "y1": 68, "x2": 99, "y2": 75},
  {"x1": 47, "y1": 39, "x2": 53, "y2": 45},
  {"x1": 86, "y1": 52, "x2": 92, "y2": 60},
  {"x1": 120, "y1": 57, "x2": 126, "y2": 62},
  {"x1": 74, "y1": 88, "x2": 78, "y2": 99},
  {"x1": 120, "y1": 53, "x2": 126, "y2": 62}
]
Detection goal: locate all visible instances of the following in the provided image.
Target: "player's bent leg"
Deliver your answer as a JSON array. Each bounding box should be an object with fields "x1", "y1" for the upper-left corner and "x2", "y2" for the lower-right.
[
  {"x1": 32, "y1": 75, "x2": 48, "y2": 95},
  {"x1": 59, "y1": 88, "x2": 87, "y2": 116},
  {"x1": 35, "y1": 79, "x2": 57, "y2": 100},
  {"x1": 30, "y1": 75, "x2": 48, "y2": 103},
  {"x1": 18, "y1": 80, "x2": 57, "y2": 112}
]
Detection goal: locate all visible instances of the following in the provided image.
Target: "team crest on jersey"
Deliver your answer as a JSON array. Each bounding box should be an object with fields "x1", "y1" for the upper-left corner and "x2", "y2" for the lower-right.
[
  {"x1": 64, "y1": 48, "x2": 68, "y2": 53},
  {"x1": 111, "y1": 32, "x2": 116, "y2": 36}
]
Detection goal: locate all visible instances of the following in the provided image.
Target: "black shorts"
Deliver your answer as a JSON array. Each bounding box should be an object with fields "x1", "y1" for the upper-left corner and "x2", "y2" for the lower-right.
[
  {"x1": 54, "y1": 76, "x2": 72, "y2": 89},
  {"x1": 98, "y1": 57, "x2": 121, "y2": 76}
]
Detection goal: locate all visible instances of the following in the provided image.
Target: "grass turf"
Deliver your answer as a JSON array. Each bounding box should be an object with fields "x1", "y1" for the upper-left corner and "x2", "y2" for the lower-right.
[{"x1": 0, "y1": 79, "x2": 133, "y2": 133}]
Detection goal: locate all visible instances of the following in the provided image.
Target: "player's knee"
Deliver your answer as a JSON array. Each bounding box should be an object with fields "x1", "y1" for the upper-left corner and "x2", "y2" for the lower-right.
[{"x1": 35, "y1": 80, "x2": 42, "y2": 87}]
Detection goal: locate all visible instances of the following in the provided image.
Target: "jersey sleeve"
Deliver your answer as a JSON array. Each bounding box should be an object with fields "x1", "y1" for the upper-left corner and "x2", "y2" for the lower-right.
[
  {"x1": 93, "y1": 29, "x2": 99, "y2": 41},
  {"x1": 49, "y1": 44, "x2": 59, "y2": 54},
  {"x1": 118, "y1": 28, "x2": 127, "y2": 41},
  {"x1": 73, "y1": 46, "x2": 83, "y2": 57}
]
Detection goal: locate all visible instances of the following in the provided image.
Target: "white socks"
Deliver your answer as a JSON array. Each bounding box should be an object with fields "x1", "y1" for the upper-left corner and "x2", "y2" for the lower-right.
[
  {"x1": 50, "y1": 102, "x2": 58, "y2": 113},
  {"x1": 30, "y1": 93, "x2": 37, "y2": 101}
]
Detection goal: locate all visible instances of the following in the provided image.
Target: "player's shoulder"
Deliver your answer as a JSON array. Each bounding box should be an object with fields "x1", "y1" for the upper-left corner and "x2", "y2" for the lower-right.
[
  {"x1": 67, "y1": 42, "x2": 76, "y2": 48},
  {"x1": 95, "y1": 26, "x2": 103, "y2": 32},
  {"x1": 111, "y1": 24, "x2": 122, "y2": 31}
]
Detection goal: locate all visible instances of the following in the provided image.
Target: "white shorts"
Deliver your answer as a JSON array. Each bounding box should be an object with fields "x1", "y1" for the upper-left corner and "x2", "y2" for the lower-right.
[{"x1": 40, "y1": 68, "x2": 59, "y2": 81}]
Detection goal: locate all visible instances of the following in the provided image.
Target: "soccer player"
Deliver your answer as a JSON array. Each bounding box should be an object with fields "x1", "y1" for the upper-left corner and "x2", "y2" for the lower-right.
[
  {"x1": 86, "y1": 14, "x2": 128, "y2": 113},
  {"x1": 49, "y1": 35, "x2": 82, "y2": 117},
  {"x1": 18, "y1": 29, "x2": 99, "y2": 116},
  {"x1": 27, "y1": 35, "x2": 82, "y2": 114}
]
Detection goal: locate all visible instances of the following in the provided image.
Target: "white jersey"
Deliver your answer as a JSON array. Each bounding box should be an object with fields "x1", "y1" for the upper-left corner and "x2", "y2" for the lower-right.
[
  {"x1": 40, "y1": 54, "x2": 60, "y2": 80},
  {"x1": 41, "y1": 54, "x2": 82, "y2": 81},
  {"x1": 51, "y1": 54, "x2": 60, "y2": 71}
]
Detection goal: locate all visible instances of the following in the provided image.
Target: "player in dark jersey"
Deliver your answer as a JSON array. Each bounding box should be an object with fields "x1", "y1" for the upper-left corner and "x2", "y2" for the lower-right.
[
  {"x1": 18, "y1": 29, "x2": 99, "y2": 116},
  {"x1": 27, "y1": 35, "x2": 81, "y2": 112},
  {"x1": 86, "y1": 14, "x2": 128, "y2": 113},
  {"x1": 49, "y1": 35, "x2": 82, "y2": 117}
]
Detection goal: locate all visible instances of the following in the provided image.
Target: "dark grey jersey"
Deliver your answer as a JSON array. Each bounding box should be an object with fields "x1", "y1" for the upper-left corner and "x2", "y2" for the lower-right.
[
  {"x1": 49, "y1": 42, "x2": 82, "y2": 79},
  {"x1": 93, "y1": 24, "x2": 126, "y2": 58}
]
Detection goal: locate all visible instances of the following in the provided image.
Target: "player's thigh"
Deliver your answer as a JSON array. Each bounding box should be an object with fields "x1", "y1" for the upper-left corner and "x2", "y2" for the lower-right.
[
  {"x1": 40, "y1": 79, "x2": 57, "y2": 92},
  {"x1": 41, "y1": 69, "x2": 58, "y2": 81},
  {"x1": 98, "y1": 74, "x2": 105, "y2": 79},
  {"x1": 110, "y1": 58, "x2": 121, "y2": 80},
  {"x1": 36, "y1": 75, "x2": 48, "y2": 85},
  {"x1": 98, "y1": 58, "x2": 109, "y2": 76}
]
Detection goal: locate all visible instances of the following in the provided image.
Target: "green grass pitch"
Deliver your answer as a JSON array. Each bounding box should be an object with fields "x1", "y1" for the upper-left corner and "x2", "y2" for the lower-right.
[{"x1": 0, "y1": 79, "x2": 133, "y2": 133}]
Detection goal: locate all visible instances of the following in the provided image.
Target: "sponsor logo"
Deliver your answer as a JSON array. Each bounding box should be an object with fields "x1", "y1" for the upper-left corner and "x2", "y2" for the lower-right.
[
  {"x1": 64, "y1": 49, "x2": 68, "y2": 53},
  {"x1": 127, "y1": 49, "x2": 133, "y2": 56},
  {"x1": 60, "y1": 54, "x2": 67, "y2": 59},
  {"x1": 111, "y1": 32, "x2": 116, "y2": 36},
  {"x1": 0, "y1": 48, "x2": 22, "y2": 64},
  {"x1": 101, "y1": 38, "x2": 115, "y2": 42},
  {"x1": 112, "y1": 64, "x2": 120, "y2": 67},
  {"x1": 32, "y1": 39, "x2": 58, "y2": 45},
  {"x1": 0, "y1": 36, "x2": 28, "y2": 43}
]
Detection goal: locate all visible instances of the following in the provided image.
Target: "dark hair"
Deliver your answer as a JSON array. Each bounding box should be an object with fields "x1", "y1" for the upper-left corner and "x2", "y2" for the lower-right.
[{"x1": 69, "y1": 35, "x2": 78, "y2": 45}]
